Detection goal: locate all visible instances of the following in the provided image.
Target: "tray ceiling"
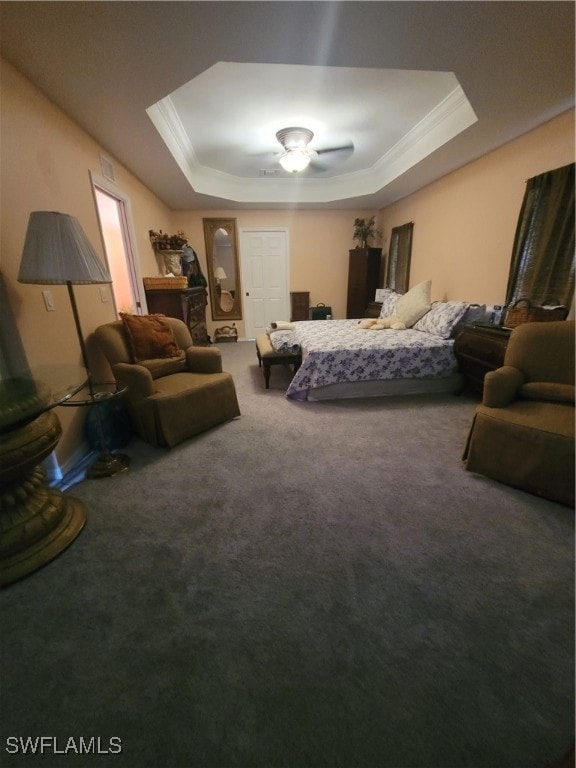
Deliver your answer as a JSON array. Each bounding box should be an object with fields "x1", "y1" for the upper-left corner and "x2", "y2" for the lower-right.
[{"x1": 148, "y1": 62, "x2": 477, "y2": 204}]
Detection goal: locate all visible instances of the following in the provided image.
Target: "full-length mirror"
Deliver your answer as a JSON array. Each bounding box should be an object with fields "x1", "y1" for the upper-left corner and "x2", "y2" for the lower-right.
[
  {"x1": 203, "y1": 218, "x2": 242, "y2": 321},
  {"x1": 386, "y1": 222, "x2": 413, "y2": 294}
]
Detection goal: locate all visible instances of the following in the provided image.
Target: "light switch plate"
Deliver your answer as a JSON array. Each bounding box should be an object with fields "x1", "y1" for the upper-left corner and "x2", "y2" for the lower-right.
[
  {"x1": 42, "y1": 290, "x2": 55, "y2": 311},
  {"x1": 99, "y1": 286, "x2": 109, "y2": 303}
]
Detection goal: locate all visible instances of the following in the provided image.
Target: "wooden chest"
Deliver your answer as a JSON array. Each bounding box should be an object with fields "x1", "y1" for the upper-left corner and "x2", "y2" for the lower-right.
[
  {"x1": 454, "y1": 324, "x2": 511, "y2": 395},
  {"x1": 346, "y1": 248, "x2": 382, "y2": 318},
  {"x1": 144, "y1": 287, "x2": 210, "y2": 346}
]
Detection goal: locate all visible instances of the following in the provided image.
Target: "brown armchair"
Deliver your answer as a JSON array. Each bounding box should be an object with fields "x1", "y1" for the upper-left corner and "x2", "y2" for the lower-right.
[
  {"x1": 463, "y1": 321, "x2": 574, "y2": 507},
  {"x1": 95, "y1": 316, "x2": 240, "y2": 448}
]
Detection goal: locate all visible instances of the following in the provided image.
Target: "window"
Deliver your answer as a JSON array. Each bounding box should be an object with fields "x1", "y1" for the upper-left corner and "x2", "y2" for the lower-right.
[{"x1": 506, "y1": 163, "x2": 574, "y2": 309}]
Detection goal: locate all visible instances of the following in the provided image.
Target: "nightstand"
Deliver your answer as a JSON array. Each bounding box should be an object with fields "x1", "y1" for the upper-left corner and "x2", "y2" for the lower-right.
[
  {"x1": 364, "y1": 301, "x2": 383, "y2": 318},
  {"x1": 454, "y1": 323, "x2": 511, "y2": 395}
]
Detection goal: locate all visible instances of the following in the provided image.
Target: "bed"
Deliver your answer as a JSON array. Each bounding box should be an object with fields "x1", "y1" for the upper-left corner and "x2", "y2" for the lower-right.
[
  {"x1": 283, "y1": 319, "x2": 461, "y2": 400},
  {"x1": 266, "y1": 283, "x2": 488, "y2": 401}
]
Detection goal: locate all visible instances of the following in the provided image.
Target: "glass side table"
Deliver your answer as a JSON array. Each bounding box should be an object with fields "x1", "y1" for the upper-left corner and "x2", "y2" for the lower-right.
[
  {"x1": 59, "y1": 382, "x2": 131, "y2": 479},
  {"x1": 0, "y1": 368, "x2": 88, "y2": 587}
]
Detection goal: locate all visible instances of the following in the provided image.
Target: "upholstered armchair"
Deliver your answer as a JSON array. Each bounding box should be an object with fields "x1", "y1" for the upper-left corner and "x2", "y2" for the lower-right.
[
  {"x1": 95, "y1": 316, "x2": 240, "y2": 448},
  {"x1": 463, "y1": 321, "x2": 574, "y2": 507}
]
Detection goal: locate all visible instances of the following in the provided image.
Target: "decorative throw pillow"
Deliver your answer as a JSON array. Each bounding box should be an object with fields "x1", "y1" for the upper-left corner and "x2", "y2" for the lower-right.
[
  {"x1": 379, "y1": 290, "x2": 402, "y2": 318},
  {"x1": 394, "y1": 280, "x2": 432, "y2": 327},
  {"x1": 413, "y1": 301, "x2": 469, "y2": 339},
  {"x1": 120, "y1": 313, "x2": 181, "y2": 362}
]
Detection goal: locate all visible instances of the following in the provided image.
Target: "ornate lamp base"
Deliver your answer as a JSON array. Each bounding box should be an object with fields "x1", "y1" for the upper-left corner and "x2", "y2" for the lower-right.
[{"x1": 0, "y1": 410, "x2": 87, "y2": 588}]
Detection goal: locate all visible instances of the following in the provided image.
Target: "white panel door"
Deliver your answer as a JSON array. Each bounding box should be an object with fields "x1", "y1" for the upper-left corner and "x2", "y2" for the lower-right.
[{"x1": 240, "y1": 229, "x2": 289, "y2": 339}]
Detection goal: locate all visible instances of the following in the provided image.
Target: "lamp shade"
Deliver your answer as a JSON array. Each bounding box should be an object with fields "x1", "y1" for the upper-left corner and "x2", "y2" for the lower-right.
[
  {"x1": 214, "y1": 267, "x2": 227, "y2": 281},
  {"x1": 18, "y1": 211, "x2": 111, "y2": 285}
]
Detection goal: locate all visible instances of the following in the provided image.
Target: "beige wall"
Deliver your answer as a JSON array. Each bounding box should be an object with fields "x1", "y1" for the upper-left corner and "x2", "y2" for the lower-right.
[
  {"x1": 380, "y1": 109, "x2": 575, "y2": 304},
  {"x1": 0, "y1": 58, "x2": 173, "y2": 463},
  {"x1": 170, "y1": 210, "x2": 380, "y2": 337}
]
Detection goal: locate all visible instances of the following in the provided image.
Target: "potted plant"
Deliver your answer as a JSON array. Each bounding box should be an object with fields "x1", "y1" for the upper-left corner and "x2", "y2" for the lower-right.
[
  {"x1": 352, "y1": 216, "x2": 380, "y2": 248},
  {"x1": 148, "y1": 229, "x2": 188, "y2": 251},
  {"x1": 149, "y1": 229, "x2": 190, "y2": 276}
]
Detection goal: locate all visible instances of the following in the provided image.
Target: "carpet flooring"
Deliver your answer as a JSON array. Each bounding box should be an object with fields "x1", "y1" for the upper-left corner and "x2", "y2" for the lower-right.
[{"x1": 1, "y1": 340, "x2": 574, "y2": 768}]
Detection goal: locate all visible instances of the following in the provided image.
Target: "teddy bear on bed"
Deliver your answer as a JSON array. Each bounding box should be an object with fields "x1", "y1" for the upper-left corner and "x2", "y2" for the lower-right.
[{"x1": 358, "y1": 317, "x2": 406, "y2": 331}]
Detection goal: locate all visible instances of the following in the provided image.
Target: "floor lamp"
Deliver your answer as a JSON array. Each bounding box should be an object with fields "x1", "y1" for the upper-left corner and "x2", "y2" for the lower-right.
[{"x1": 18, "y1": 210, "x2": 130, "y2": 478}]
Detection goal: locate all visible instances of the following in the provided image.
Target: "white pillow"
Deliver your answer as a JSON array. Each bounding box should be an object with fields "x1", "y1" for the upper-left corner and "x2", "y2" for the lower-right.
[
  {"x1": 378, "y1": 290, "x2": 402, "y2": 318},
  {"x1": 394, "y1": 280, "x2": 432, "y2": 327},
  {"x1": 413, "y1": 301, "x2": 469, "y2": 339}
]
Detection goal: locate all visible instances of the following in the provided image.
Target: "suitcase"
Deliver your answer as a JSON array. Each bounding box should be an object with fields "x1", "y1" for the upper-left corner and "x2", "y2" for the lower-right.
[{"x1": 309, "y1": 303, "x2": 332, "y2": 320}]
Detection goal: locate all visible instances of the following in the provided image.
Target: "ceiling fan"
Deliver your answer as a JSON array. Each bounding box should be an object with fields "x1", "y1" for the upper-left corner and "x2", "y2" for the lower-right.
[{"x1": 275, "y1": 127, "x2": 353, "y2": 173}]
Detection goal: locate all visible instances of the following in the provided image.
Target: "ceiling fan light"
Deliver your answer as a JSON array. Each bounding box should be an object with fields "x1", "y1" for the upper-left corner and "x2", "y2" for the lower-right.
[{"x1": 279, "y1": 149, "x2": 311, "y2": 173}]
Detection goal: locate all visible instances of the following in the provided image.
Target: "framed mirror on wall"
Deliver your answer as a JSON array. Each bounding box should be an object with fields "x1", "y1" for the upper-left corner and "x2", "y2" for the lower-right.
[
  {"x1": 386, "y1": 222, "x2": 413, "y2": 294},
  {"x1": 202, "y1": 218, "x2": 242, "y2": 321}
]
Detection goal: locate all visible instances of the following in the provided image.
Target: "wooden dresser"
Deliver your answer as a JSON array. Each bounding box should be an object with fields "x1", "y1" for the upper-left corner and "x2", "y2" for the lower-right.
[
  {"x1": 454, "y1": 324, "x2": 511, "y2": 395},
  {"x1": 364, "y1": 301, "x2": 383, "y2": 318},
  {"x1": 144, "y1": 287, "x2": 210, "y2": 346},
  {"x1": 346, "y1": 248, "x2": 382, "y2": 318}
]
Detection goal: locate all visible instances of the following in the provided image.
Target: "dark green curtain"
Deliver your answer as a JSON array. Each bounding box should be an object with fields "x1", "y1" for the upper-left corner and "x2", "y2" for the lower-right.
[
  {"x1": 505, "y1": 163, "x2": 575, "y2": 307},
  {"x1": 386, "y1": 222, "x2": 413, "y2": 293}
]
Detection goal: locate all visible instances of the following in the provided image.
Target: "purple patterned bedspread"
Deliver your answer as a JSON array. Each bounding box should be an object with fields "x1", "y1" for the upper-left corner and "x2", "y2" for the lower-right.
[{"x1": 285, "y1": 319, "x2": 458, "y2": 400}]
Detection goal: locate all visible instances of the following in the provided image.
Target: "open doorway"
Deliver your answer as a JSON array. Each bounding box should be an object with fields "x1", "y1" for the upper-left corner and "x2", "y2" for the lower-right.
[{"x1": 91, "y1": 174, "x2": 144, "y2": 315}]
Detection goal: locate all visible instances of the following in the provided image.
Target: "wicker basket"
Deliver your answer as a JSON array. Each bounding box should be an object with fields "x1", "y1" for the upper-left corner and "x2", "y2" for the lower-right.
[
  {"x1": 504, "y1": 299, "x2": 568, "y2": 329},
  {"x1": 143, "y1": 276, "x2": 188, "y2": 291}
]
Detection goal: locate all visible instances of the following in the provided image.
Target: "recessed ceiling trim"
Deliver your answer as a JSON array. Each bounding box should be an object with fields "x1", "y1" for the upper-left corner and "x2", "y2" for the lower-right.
[
  {"x1": 370, "y1": 84, "x2": 478, "y2": 192},
  {"x1": 148, "y1": 80, "x2": 477, "y2": 204},
  {"x1": 147, "y1": 97, "x2": 201, "y2": 188}
]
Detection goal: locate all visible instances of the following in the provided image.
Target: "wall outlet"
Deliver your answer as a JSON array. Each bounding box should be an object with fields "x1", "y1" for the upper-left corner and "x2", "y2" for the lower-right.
[{"x1": 42, "y1": 290, "x2": 55, "y2": 311}]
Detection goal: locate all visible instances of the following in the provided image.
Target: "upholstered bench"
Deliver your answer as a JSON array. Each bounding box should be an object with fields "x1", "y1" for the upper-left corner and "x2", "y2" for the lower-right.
[{"x1": 255, "y1": 333, "x2": 301, "y2": 389}]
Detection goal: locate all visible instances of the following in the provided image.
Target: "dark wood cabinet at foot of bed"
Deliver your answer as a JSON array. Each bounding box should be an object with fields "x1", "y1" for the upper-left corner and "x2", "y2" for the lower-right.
[{"x1": 454, "y1": 324, "x2": 511, "y2": 395}]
